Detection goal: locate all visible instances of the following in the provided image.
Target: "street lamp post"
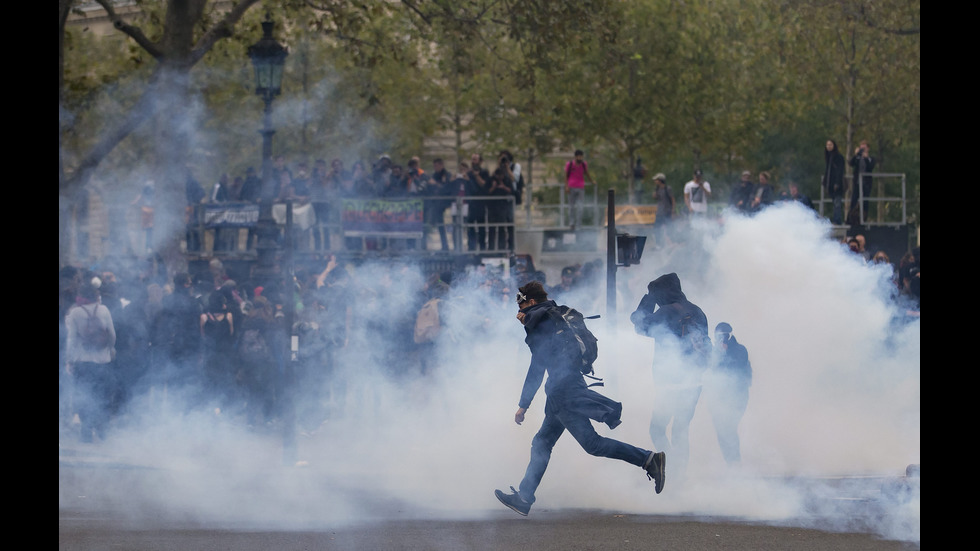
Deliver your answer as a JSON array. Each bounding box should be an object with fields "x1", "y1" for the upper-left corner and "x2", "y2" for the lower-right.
[
  {"x1": 248, "y1": 17, "x2": 297, "y2": 465},
  {"x1": 248, "y1": 16, "x2": 288, "y2": 186},
  {"x1": 247, "y1": 15, "x2": 289, "y2": 286}
]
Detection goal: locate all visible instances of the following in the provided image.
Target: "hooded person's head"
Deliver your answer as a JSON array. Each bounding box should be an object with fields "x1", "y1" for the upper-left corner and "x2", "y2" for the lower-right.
[{"x1": 647, "y1": 272, "x2": 686, "y2": 306}]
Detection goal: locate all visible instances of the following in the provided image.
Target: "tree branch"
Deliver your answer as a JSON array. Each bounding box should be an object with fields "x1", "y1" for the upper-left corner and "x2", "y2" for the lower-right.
[
  {"x1": 64, "y1": 69, "x2": 169, "y2": 190},
  {"x1": 856, "y1": 3, "x2": 919, "y2": 36},
  {"x1": 93, "y1": 0, "x2": 164, "y2": 59},
  {"x1": 189, "y1": 0, "x2": 264, "y2": 65}
]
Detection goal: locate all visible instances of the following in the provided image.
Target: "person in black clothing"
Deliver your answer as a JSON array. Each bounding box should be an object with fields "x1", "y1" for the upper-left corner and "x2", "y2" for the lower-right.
[
  {"x1": 702, "y1": 322, "x2": 752, "y2": 467},
  {"x1": 651, "y1": 173, "x2": 675, "y2": 247},
  {"x1": 185, "y1": 170, "x2": 206, "y2": 251},
  {"x1": 750, "y1": 171, "x2": 776, "y2": 213},
  {"x1": 497, "y1": 150, "x2": 519, "y2": 251},
  {"x1": 424, "y1": 158, "x2": 453, "y2": 251},
  {"x1": 486, "y1": 167, "x2": 515, "y2": 251},
  {"x1": 778, "y1": 181, "x2": 815, "y2": 211},
  {"x1": 823, "y1": 140, "x2": 846, "y2": 224},
  {"x1": 465, "y1": 153, "x2": 491, "y2": 251},
  {"x1": 237, "y1": 296, "x2": 279, "y2": 426},
  {"x1": 848, "y1": 139, "x2": 876, "y2": 223},
  {"x1": 155, "y1": 272, "x2": 203, "y2": 400},
  {"x1": 199, "y1": 291, "x2": 236, "y2": 410},
  {"x1": 729, "y1": 170, "x2": 756, "y2": 214},
  {"x1": 495, "y1": 282, "x2": 665, "y2": 517},
  {"x1": 239, "y1": 167, "x2": 263, "y2": 250},
  {"x1": 630, "y1": 272, "x2": 709, "y2": 480}
]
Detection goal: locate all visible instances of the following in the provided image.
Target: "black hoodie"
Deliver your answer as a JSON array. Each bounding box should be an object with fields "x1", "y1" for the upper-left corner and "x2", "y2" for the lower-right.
[{"x1": 630, "y1": 273, "x2": 709, "y2": 360}]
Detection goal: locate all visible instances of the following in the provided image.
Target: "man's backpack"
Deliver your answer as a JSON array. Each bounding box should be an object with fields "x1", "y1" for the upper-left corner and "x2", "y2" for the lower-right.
[
  {"x1": 79, "y1": 304, "x2": 111, "y2": 352},
  {"x1": 547, "y1": 305, "x2": 602, "y2": 385},
  {"x1": 414, "y1": 298, "x2": 442, "y2": 344}
]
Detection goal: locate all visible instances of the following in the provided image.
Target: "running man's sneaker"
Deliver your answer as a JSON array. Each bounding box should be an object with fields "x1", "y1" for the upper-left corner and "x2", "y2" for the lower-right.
[
  {"x1": 495, "y1": 486, "x2": 531, "y2": 516},
  {"x1": 644, "y1": 451, "x2": 666, "y2": 494}
]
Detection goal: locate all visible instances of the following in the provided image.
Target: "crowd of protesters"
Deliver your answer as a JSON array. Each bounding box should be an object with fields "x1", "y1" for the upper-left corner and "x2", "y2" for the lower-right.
[
  {"x1": 60, "y1": 251, "x2": 590, "y2": 443},
  {"x1": 61, "y1": 239, "x2": 917, "y2": 448},
  {"x1": 194, "y1": 151, "x2": 522, "y2": 254}
]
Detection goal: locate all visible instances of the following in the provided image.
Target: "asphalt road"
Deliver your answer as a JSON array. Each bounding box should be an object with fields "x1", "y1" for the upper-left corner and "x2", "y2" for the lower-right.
[
  {"x1": 60, "y1": 450, "x2": 920, "y2": 551},
  {"x1": 60, "y1": 510, "x2": 920, "y2": 551}
]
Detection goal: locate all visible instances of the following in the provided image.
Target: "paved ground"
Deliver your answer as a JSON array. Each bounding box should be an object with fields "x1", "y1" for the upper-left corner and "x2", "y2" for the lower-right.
[
  {"x1": 60, "y1": 511, "x2": 920, "y2": 551},
  {"x1": 60, "y1": 444, "x2": 920, "y2": 551}
]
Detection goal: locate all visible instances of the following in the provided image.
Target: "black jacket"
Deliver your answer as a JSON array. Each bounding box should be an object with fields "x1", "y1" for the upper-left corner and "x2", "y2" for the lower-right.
[
  {"x1": 824, "y1": 150, "x2": 846, "y2": 197},
  {"x1": 711, "y1": 335, "x2": 752, "y2": 388},
  {"x1": 729, "y1": 181, "x2": 756, "y2": 212},
  {"x1": 849, "y1": 152, "x2": 875, "y2": 189},
  {"x1": 630, "y1": 272, "x2": 709, "y2": 363}
]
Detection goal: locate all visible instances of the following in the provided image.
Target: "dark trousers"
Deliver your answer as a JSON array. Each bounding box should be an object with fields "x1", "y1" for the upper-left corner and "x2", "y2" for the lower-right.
[
  {"x1": 649, "y1": 384, "x2": 702, "y2": 477},
  {"x1": 518, "y1": 392, "x2": 650, "y2": 504},
  {"x1": 704, "y1": 385, "x2": 749, "y2": 466},
  {"x1": 831, "y1": 195, "x2": 844, "y2": 225},
  {"x1": 850, "y1": 179, "x2": 872, "y2": 217}
]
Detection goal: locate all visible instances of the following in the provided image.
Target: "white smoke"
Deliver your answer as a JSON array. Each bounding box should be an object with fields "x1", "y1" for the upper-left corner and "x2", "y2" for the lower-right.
[{"x1": 62, "y1": 201, "x2": 918, "y2": 543}]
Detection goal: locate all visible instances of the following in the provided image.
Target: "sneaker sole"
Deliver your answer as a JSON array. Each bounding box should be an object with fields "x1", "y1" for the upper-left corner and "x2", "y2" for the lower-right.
[
  {"x1": 654, "y1": 452, "x2": 666, "y2": 494},
  {"x1": 495, "y1": 489, "x2": 529, "y2": 516}
]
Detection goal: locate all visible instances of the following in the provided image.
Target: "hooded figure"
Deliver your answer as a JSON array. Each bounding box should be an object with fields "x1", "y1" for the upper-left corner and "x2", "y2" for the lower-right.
[
  {"x1": 631, "y1": 273, "x2": 710, "y2": 362},
  {"x1": 630, "y1": 272, "x2": 709, "y2": 480}
]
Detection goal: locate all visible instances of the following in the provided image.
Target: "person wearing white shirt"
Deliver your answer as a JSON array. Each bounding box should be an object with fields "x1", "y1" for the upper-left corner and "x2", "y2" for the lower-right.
[{"x1": 683, "y1": 169, "x2": 712, "y2": 216}]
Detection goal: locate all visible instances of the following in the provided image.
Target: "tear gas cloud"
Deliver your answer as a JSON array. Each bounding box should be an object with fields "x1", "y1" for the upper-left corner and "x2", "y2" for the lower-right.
[{"x1": 65, "y1": 186, "x2": 918, "y2": 541}]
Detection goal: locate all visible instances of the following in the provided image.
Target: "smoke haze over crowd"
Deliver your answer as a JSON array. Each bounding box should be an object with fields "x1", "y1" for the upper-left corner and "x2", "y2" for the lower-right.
[{"x1": 61, "y1": 201, "x2": 919, "y2": 544}]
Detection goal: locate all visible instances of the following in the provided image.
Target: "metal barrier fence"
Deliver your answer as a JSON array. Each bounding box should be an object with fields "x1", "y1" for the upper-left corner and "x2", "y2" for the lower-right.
[
  {"x1": 817, "y1": 172, "x2": 908, "y2": 226},
  {"x1": 186, "y1": 172, "x2": 909, "y2": 258},
  {"x1": 188, "y1": 195, "x2": 517, "y2": 256},
  {"x1": 516, "y1": 182, "x2": 604, "y2": 229}
]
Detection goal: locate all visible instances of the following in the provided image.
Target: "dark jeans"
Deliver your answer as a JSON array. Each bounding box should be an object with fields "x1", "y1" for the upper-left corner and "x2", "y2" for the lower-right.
[
  {"x1": 831, "y1": 195, "x2": 844, "y2": 225},
  {"x1": 518, "y1": 389, "x2": 650, "y2": 504},
  {"x1": 704, "y1": 384, "x2": 749, "y2": 466}
]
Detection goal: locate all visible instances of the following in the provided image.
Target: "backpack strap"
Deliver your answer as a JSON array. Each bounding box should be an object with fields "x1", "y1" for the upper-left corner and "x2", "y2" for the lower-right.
[{"x1": 84, "y1": 303, "x2": 100, "y2": 319}]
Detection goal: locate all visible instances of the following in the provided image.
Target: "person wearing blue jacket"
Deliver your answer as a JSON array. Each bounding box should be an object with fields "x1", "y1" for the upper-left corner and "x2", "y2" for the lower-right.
[{"x1": 495, "y1": 281, "x2": 665, "y2": 517}]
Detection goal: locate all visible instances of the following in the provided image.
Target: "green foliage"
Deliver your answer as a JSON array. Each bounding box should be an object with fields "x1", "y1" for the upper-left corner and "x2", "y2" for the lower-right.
[{"x1": 61, "y1": 0, "x2": 919, "y2": 223}]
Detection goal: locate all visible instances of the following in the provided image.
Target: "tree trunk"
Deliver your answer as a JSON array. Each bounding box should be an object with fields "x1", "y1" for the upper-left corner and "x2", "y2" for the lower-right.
[{"x1": 58, "y1": 0, "x2": 262, "y2": 269}]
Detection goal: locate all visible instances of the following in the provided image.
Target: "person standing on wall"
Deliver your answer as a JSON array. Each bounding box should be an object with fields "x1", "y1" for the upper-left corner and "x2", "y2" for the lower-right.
[{"x1": 564, "y1": 150, "x2": 596, "y2": 231}]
